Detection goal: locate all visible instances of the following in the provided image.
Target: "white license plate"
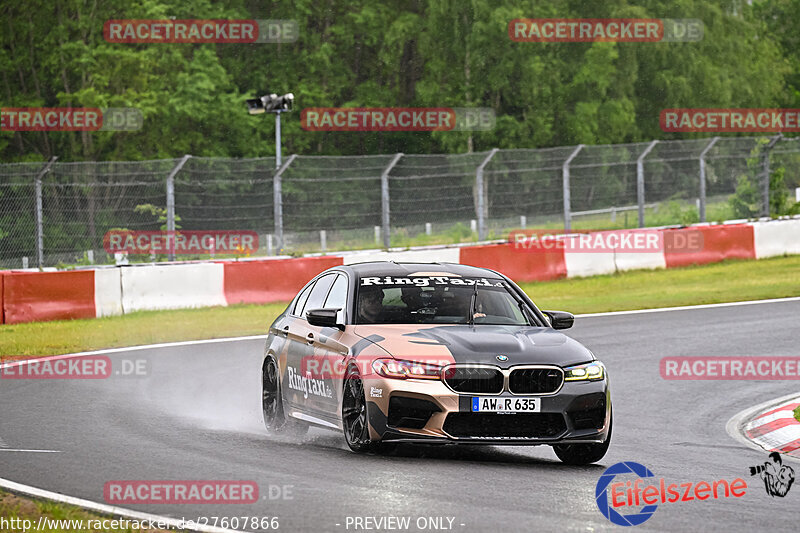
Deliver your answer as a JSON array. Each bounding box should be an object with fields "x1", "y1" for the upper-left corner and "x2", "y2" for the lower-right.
[{"x1": 471, "y1": 396, "x2": 540, "y2": 413}]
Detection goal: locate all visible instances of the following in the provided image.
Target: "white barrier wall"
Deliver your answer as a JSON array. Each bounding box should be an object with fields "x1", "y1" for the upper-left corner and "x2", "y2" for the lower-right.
[
  {"x1": 562, "y1": 232, "x2": 616, "y2": 277},
  {"x1": 564, "y1": 250, "x2": 616, "y2": 278},
  {"x1": 120, "y1": 263, "x2": 226, "y2": 312},
  {"x1": 752, "y1": 218, "x2": 800, "y2": 259},
  {"x1": 94, "y1": 268, "x2": 123, "y2": 317},
  {"x1": 614, "y1": 250, "x2": 667, "y2": 272}
]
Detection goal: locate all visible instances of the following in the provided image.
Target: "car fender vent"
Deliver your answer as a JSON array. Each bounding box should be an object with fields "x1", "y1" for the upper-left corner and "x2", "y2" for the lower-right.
[{"x1": 388, "y1": 396, "x2": 441, "y2": 430}]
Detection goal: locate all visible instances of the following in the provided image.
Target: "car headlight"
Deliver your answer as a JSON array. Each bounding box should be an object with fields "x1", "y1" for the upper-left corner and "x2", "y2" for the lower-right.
[
  {"x1": 564, "y1": 361, "x2": 605, "y2": 381},
  {"x1": 372, "y1": 358, "x2": 442, "y2": 380}
]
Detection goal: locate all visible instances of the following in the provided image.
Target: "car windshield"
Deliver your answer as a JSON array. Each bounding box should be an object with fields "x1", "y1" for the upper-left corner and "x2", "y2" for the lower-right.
[{"x1": 355, "y1": 276, "x2": 532, "y2": 325}]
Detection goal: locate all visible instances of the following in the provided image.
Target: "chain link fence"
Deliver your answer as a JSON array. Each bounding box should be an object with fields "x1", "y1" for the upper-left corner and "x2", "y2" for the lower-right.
[{"x1": 1, "y1": 135, "x2": 798, "y2": 268}]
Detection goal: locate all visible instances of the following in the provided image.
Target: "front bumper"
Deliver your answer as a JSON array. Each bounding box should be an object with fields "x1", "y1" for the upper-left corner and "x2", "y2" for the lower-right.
[{"x1": 363, "y1": 375, "x2": 610, "y2": 445}]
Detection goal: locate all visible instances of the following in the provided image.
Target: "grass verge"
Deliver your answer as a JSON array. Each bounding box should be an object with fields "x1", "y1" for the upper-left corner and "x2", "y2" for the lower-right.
[
  {"x1": 0, "y1": 303, "x2": 287, "y2": 358},
  {"x1": 520, "y1": 254, "x2": 800, "y2": 314},
  {"x1": 1, "y1": 255, "x2": 799, "y2": 358},
  {"x1": 0, "y1": 489, "x2": 169, "y2": 532}
]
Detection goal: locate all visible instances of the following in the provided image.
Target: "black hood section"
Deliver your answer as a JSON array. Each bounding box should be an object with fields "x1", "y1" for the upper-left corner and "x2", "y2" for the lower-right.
[{"x1": 401, "y1": 325, "x2": 594, "y2": 368}]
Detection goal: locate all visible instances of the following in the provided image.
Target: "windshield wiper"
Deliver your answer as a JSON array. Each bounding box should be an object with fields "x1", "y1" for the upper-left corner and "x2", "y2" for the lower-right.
[
  {"x1": 468, "y1": 281, "x2": 478, "y2": 326},
  {"x1": 503, "y1": 282, "x2": 536, "y2": 326}
]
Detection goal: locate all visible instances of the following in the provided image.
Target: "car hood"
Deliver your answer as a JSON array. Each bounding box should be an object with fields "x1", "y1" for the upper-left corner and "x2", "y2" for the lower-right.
[{"x1": 351, "y1": 324, "x2": 594, "y2": 368}]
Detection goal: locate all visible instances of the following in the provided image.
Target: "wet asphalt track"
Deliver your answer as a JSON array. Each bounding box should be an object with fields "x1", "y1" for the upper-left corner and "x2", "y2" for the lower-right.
[{"x1": 2, "y1": 299, "x2": 800, "y2": 532}]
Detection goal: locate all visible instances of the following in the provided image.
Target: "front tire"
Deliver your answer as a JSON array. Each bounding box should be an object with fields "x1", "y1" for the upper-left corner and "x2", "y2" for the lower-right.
[
  {"x1": 342, "y1": 366, "x2": 377, "y2": 452},
  {"x1": 552, "y1": 413, "x2": 612, "y2": 465}
]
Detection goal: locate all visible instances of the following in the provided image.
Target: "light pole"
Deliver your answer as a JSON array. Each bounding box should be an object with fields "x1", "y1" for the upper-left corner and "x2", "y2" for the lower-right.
[{"x1": 246, "y1": 92, "x2": 294, "y2": 168}]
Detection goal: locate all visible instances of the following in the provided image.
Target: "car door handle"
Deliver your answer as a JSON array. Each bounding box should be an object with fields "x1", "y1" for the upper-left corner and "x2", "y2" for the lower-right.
[{"x1": 306, "y1": 332, "x2": 315, "y2": 344}]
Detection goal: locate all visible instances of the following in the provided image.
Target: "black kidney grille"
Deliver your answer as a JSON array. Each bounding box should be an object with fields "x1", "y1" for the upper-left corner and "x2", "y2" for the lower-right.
[
  {"x1": 443, "y1": 366, "x2": 504, "y2": 394},
  {"x1": 508, "y1": 368, "x2": 563, "y2": 394}
]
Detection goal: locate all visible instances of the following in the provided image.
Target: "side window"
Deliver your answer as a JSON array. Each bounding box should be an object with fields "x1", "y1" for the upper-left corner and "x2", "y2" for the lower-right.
[
  {"x1": 301, "y1": 274, "x2": 336, "y2": 317},
  {"x1": 292, "y1": 282, "x2": 314, "y2": 316},
  {"x1": 324, "y1": 275, "x2": 348, "y2": 311}
]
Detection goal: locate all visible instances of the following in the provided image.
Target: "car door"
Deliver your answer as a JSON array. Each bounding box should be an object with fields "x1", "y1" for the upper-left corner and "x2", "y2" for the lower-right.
[
  {"x1": 283, "y1": 273, "x2": 341, "y2": 421},
  {"x1": 272, "y1": 279, "x2": 313, "y2": 357},
  {"x1": 310, "y1": 273, "x2": 351, "y2": 419}
]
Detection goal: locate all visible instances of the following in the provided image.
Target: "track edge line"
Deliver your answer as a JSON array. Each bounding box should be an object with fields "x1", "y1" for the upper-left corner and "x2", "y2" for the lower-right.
[{"x1": 0, "y1": 476, "x2": 249, "y2": 533}]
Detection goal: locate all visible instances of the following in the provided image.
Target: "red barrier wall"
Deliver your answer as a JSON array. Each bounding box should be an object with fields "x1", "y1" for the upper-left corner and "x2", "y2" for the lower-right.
[
  {"x1": 3, "y1": 270, "x2": 96, "y2": 324},
  {"x1": 459, "y1": 244, "x2": 567, "y2": 282},
  {"x1": 223, "y1": 256, "x2": 344, "y2": 304},
  {"x1": 663, "y1": 224, "x2": 755, "y2": 269}
]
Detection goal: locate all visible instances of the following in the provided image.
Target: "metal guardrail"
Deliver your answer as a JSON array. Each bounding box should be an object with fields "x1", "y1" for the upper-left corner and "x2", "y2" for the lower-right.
[{"x1": 1, "y1": 135, "x2": 798, "y2": 268}]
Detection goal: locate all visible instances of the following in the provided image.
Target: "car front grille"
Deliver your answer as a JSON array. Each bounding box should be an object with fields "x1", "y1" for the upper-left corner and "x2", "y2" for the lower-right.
[
  {"x1": 443, "y1": 366, "x2": 504, "y2": 394},
  {"x1": 443, "y1": 413, "x2": 567, "y2": 439},
  {"x1": 508, "y1": 367, "x2": 564, "y2": 394}
]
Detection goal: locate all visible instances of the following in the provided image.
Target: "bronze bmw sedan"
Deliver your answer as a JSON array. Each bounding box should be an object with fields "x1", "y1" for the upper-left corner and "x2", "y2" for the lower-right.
[{"x1": 261, "y1": 262, "x2": 611, "y2": 464}]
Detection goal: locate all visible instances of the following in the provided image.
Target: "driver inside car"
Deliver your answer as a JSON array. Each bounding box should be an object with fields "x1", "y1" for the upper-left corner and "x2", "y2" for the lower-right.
[
  {"x1": 400, "y1": 286, "x2": 486, "y2": 322},
  {"x1": 358, "y1": 288, "x2": 385, "y2": 324},
  {"x1": 401, "y1": 286, "x2": 447, "y2": 320},
  {"x1": 400, "y1": 286, "x2": 425, "y2": 319}
]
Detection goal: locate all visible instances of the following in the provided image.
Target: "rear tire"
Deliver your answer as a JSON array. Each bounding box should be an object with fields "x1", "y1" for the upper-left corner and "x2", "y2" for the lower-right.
[
  {"x1": 552, "y1": 412, "x2": 612, "y2": 465},
  {"x1": 262, "y1": 356, "x2": 282, "y2": 433},
  {"x1": 342, "y1": 365, "x2": 377, "y2": 453},
  {"x1": 262, "y1": 355, "x2": 308, "y2": 437}
]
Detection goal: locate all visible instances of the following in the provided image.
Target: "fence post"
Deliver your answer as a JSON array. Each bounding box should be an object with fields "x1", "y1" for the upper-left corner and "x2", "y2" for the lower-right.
[
  {"x1": 380, "y1": 153, "x2": 403, "y2": 249},
  {"x1": 476, "y1": 148, "x2": 499, "y2": 241},
  {"x1": 698, "y1": 137, "x2": 719, "y2": 223},
  {"x1": 562, "y1": 144, "x2": 584, "y2": 231},
  {"x1": 274, "y1": 154, "x2": 297, "y2": 253},
  {"x1": 275, "y1": 112, "x2": 282, "y2": 169},
  {"x1": 636, "y1": 140, "x2": 659, "y2": 228},
  {"x1": 34, "y1": 156, "x2": 58, "y2": 269},
  {"x1": 762, "y1": 134, "x2": 782, "y2": 217},
  {"x1": 166, "y1": 155, "x2": 191, "y2": 261}
]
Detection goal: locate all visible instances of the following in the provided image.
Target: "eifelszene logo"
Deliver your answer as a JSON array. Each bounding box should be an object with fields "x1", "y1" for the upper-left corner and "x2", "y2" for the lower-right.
[
  {"x1": 596, "y1": 461, "x2": 747, "y2": 526},
  {"x1": 596, "y1": 462, "x2": 659, "y2": 526}
]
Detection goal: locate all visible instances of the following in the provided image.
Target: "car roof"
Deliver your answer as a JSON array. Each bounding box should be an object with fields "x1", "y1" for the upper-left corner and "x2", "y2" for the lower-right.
[{"x1": 344, "y1": 261, "x2": 504, "y2": 280}]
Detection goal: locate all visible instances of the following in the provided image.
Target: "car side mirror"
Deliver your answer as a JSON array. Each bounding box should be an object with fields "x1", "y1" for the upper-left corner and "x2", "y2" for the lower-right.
[
  {"x1": 542, "y1": 310, "x2": 574, "y2": 330},
  {"x1": 306, "y1": 308, "x2": 344, "y2": 330}
]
